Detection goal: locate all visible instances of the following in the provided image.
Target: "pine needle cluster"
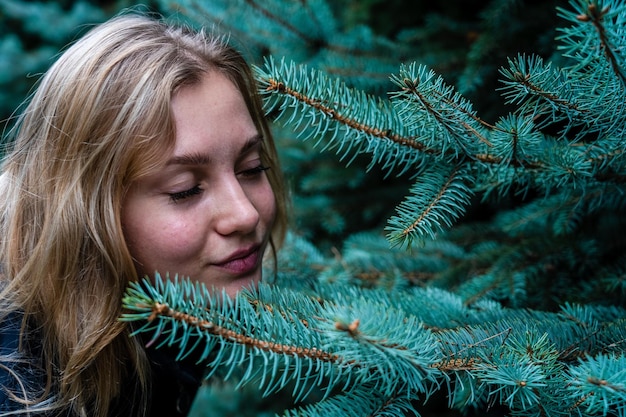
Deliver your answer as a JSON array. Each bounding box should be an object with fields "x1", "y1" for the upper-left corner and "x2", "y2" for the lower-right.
[{"x1": 122, "y1": 265, "x2": 626, "y2": 417}]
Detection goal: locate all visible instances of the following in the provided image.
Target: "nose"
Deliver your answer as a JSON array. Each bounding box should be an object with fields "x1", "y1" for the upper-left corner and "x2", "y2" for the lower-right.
[{"x1": 214, "y1": 178, "x2": 260, "y2": 236}]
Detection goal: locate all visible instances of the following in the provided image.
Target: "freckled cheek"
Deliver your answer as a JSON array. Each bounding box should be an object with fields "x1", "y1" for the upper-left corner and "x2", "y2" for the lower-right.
[
  {"x1": 125, "y1": 214, "x2": 206, "y2": 270},
  {"x1": 152, "y1": 219, "x2": 207, "y2": 260}
]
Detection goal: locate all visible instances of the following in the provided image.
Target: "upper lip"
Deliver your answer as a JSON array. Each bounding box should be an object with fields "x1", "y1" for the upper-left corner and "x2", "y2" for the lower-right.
[{"x1": 213, "y1": 244, "x2": 261, "y2": 265}]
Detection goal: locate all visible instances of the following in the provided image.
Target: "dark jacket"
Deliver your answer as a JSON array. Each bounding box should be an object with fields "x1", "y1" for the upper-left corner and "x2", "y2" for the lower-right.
[{"x1": 0, "y1": 312, "x2": 204, "y2": 416}]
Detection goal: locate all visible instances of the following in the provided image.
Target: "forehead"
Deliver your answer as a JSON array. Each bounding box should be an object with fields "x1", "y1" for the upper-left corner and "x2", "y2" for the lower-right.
[{"x1": 169, "y1": 71, "x2": 259, "y2": 160}]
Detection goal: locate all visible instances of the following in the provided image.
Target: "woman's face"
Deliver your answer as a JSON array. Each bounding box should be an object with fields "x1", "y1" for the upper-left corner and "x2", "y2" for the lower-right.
[{"x1": 122, "y1": 71, "x2": 276, "y2": 297}]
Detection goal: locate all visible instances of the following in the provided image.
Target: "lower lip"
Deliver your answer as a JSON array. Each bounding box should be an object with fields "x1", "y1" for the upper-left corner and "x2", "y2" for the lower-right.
[{"x1": 214, "y1": 249, "x2": 260, "y2": 275}]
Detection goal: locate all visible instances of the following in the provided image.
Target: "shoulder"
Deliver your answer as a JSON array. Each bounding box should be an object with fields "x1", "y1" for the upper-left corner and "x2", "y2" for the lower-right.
[
  {"x1": 111, "y1": 338, "x2": 205, "y2": 417},
  {"x1": 146, "y1": 344, "x2": 205, "y2": 417}
]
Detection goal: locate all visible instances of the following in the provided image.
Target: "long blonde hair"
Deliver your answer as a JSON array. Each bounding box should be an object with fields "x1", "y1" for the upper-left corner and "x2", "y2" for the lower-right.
[{"x1": 0, "y1": 12, "x2": 287, "y2": 417}]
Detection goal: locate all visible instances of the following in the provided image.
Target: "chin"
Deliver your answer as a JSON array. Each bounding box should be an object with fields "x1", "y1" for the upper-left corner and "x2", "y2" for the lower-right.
[{"x1": 209, "y1": 269, "x2": 262, "y2": 299}]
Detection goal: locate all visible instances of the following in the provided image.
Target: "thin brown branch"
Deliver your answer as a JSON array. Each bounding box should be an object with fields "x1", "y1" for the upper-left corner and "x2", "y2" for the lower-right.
[
  {"x1": 578, "y1": 4, "x2": 626, "y2": 86},
  {"x1": 245, "y1": 0, "x2": 314, "y2": 45},
  {"x1": 568, "y1": 392, "x2": 594, "y2": 414},
  {"x1": 265, "y1": 78, "x2": 430, "y2": 152},
  {"x1": 433, "y1": 357, "x2": 480, "y2": 372},
  {"x1": 400, "y1": 167, "x2": 460, "y2": 239},
  {"x1": 263, "y1": 74, "x2": 624, "y2": 185},
  {"x1": 149, "y1": 302, "x2": 340, "y2": 362},
  {"x1": 245, "y1": 0, "x2": 392, "y2": 59},
  {"x1": 512, "y1": 71, "x2": 583, "y2": 112},
  {"x1": 401, "y1": 78, "x2": 493, "y2": 147}
]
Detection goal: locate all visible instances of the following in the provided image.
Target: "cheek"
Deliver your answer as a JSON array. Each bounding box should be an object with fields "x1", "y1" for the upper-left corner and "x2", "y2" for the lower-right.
[
  {"x1": 122, "y1": 207, "x2": 203, "y2": 273},
  {"x1": 255, "y1": 181, "x2": 277, "y2": 229}
]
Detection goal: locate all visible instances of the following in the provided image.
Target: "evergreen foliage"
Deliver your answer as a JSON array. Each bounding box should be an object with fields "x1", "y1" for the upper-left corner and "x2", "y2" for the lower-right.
[
  {"x1": 122, "y1": 267, "x2": 626, "y2": 417},
  {"x1": 0, "y1": 0, "x2": 156, "y2": 132},
  {"x1": 120, "y1": 1, "x2": 626, "y2": 416}
]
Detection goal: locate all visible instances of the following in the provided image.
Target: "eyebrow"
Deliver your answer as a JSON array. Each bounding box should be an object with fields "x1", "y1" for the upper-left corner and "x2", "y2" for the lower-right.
[{"x1": 166, "y1": 134, "x2": 263, "y2": 166}]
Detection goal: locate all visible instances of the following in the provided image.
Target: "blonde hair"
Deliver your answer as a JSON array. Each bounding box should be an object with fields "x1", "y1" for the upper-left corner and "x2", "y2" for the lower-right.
[{"x1": 0, "y1": 12, "x2": 287, "y2": 417}]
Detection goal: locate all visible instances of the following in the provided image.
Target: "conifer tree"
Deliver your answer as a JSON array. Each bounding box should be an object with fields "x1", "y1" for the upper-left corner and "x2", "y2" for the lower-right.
[{"x1": 120, "y1": 0, "x2": 626, "y2": 416}]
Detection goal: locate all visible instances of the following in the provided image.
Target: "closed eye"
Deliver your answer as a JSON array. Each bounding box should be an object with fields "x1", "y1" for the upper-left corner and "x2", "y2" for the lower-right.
[
  {"x1": 238, "y1": 165, "x2": 270, "y2": 178},
  {"x1": 169, "y1": 185, "x2": 202, "y2": 202}
]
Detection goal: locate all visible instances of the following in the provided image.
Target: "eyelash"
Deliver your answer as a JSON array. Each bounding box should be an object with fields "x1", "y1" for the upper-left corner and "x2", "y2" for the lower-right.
[
  {"x1": 239, "y1": 165, "x2": 271, "y2": 178},
  {"x1": 169, "y1": 185, "x2": 202, "y2": 202},
  {"x1": 168, "y1": 165, "x2": 270, "y2": 202}
]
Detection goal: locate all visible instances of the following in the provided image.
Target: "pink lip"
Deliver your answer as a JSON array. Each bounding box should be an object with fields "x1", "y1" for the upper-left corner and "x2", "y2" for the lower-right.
[{"x1": 213, "y1": 245, "x2": 261, "y2": 275}]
